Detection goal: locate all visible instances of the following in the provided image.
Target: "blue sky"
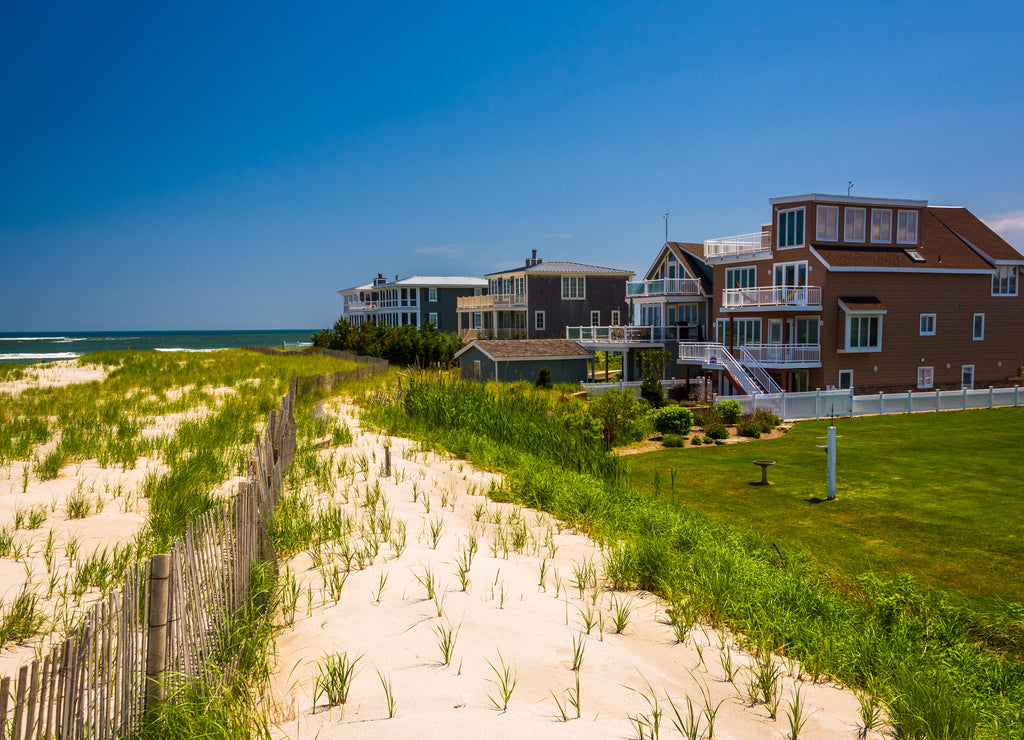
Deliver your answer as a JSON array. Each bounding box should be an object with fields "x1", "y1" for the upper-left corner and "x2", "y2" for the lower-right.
[{"x1": 2, "y1": 0, "x2": 1022, "y2": 331}]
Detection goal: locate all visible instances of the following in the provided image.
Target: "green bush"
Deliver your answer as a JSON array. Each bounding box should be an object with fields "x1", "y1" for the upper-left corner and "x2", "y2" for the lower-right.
[
  {"x1": 590, "y1": 390, "x2": 652, "y2": 447},
  {"x1": 651, "y1": 406, "x2": 694, "y2": 435},
  {"x1": 690, "y1": 436, "x2": 703, "y2": 446},
  {"x1": 704, "y1": 422, "x2": 729, "y2": 440},
  {"x1": 640, "y1": 375, "x2": 664, "y2": 408},
  {"x1": 753, "y1": 408, "x2": 781, "y2": 431},
  {"x1": 715, "y1": 399, "x2": 744, "y2": 424},
  {"x1": 735, "y1": 417, "x2": 762, "y2": 438},
  {"x1": 535, "y1": 366, "x2": 552, "y2": 388},
  {"x1": 662, "y1": 435, "x2": 684, "y2": 448}
]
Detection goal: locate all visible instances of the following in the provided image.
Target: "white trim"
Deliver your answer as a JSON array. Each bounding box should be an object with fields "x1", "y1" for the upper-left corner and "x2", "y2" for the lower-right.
[
  {"x1": 838, "y1": 369, "x2": 853, "y2": 390},
  {"x1": 919, "y1": 313, "x2": 936, "y2": 336},
  {"x1": 896, "y1": 210, "x2": 919, "y2": 245},
  {"x1": 428, "y1": 287, "x2": 438, "y2": 302},
  {"x1": 610, "y1": 310, "x2": 621, "y2": 326},
  {"x1": 973, "y1": 313, "x2": 985, "y2": 340},
  {"x1": 770, "y1": 194, "x2": 927, "y2": 208},
  {"x1": 561, "y1": 276, "x2": 586, "y2": 300},
  {"x1": 590, "y1": 310, "x2": 601, "y2": 327},
  {"x1": 534, "y1": 310, "x2": 545, "y2": 331},
  {"x1": 917, "y1": 366, "x2": 934, "y2": 389},
  {"x1": 961, "y1": 364, "x2": 975, "y2": 390},
  {"x1": 870, "y1": 208, "x2": 892, "y2": 244},
  {"x1": 837, "y1": 298, "x2": 887, "y2": 316},
  {"x1": 991, "y1": 265, "x2": 1019, "y2": 296},
  {"x1": 842, "y1": 313, "x2": 883, "y2": 352},
  {"x1": 777, "y1": 206, "x2": 806, "y2": 249},
  {"x1": 428, "y1": 312, "x2": 438, "y2": 326},
  {"x1": 816, "y1": 205, "x2": 838, "y2": 241}
]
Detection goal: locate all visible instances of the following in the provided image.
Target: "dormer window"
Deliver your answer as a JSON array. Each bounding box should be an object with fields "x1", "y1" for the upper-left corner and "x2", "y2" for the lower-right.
[
  {"x1": 871, "y1": 209, "x2": 892, "y2": 243},
  {"x1": 844, "y1": 207, "x2": 866, "y2": 242},
  {"x1": 778, "y1": 207, "x2": 805, "y2": 248},
  {"x1": 816, "y1": 206, "x2": 838, "y2": 241},
  {"x1": 897, "y1": 210, "x2": 919, "y2": 244}
]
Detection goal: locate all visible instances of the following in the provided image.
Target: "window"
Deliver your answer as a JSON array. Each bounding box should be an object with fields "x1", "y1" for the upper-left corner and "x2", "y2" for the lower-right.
[
  {"x1": 733, "y1": 318, "x2": 761, "y2": 345},
  {"x1": 590, "y1": 311, "x2": 600, "y2": 326},
  {"x1": 534, "y1": 311, "x2": 545, "y2": 331},
  {"x1": 919, "y1": 313, "x2": 936, "y2": 336},
  {"x1": 992, "y1": 265, "x2": 1018, "y2": 296},
  {"x1": 774, "y1": 261, "x2": 809, "y2": 304},
  {"x1": 778, "y1": 208, "x2": 805, "y2": 248},
  {"x1": 973, "y1": 313, "x2": 984, "y2": 340},
  {"x1": 472, "y1": 312, "x2": 482, "y2": 329},
  {"x1": 897, "y1": 210, "x2": 918, "y2": 244},
  {"x1": 962, "y1": 365, "x2": 974, "y2": 390},
  {"x1": 514, "y1": 276, "x2": 525, "y2": 296},
  {"x1": 725, "y1": 266, "x2": 756, "y2": 289},
  {"x1": 838, "y1": 370, "x2": 853, "y2": 390},
  {"x1": 816, "y1": 205, "x2": 838, "y2": 241},
  {"x1": 844, "y1": 207, "x2": 866, "y2": 242},
  {"x1": 562, "y1": 276, "x2": 585, "y2": 299},
  {"x1": 846, "y1": 315, "x2": 882, "y2": 351},
  {"x1": 611, "y1": 310, "x2": 621, "y2": 326},
  {"x1": 428, "y1": 312, "x2": 438, "y2": 326},
  {"x1": 871, "y1": 209, "x2": 892, "y2": 243},
  {"x1": 795, "y1": 317, "x2": 819, "y2": 345},
  {"x1": 917, "y1": 366, "x2": 934, "y2": 389},
  {"x1": 428, "y1": 287, "x2": 438, "y2": 302},
  {"x1": 473, "y1": 287, "x2": 482, "y2": 296}
]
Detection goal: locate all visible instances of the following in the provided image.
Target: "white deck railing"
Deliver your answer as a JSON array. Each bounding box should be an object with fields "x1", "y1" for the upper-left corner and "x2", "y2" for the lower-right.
[
  {"x1": 344, "y1": 301, "x2": 379, "y2": 312},
  {"x1": 567, "y1": 325, "x2": 696, "y2": 343},
  {"x1": 626, "y1": 278, "x2": 703, "y2": 297},
  {"x1": 457, "y1": 294, "x2": 527, "y2": 310},
  {"x1": 737, "y1": 343, "x2": 821, "y2": 366},
  {"x1": 704, "y1": 231, "x2": 771, "y2": 260},
  {"x1": 677, "y1": 342, "x2": 767, "y2": 395},
  {"x1": 722, "y1": 285, "x2": 821, "y2": 309}
]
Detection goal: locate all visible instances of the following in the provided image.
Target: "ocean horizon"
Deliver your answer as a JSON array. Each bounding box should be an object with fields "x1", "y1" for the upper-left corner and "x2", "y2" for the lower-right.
[{"x1": 0, "y1": 330, "x2": 317, "y2": 364}]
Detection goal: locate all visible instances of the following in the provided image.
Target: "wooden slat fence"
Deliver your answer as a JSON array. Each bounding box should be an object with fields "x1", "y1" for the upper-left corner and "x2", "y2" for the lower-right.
[{"x1": 0, "y1": 355, "x2": 363, "y2": 738}]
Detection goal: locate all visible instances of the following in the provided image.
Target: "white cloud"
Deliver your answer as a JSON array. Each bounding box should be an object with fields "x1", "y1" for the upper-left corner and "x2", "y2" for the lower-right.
[
  {"x1": 983, "y1": 211, "x2": 1024, "y2": 249},
  {"x1": 414, "y1": 244, "x2": 458, "y2": 258}
]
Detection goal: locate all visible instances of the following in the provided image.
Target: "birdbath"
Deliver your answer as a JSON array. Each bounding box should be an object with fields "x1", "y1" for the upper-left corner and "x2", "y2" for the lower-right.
[{"x1": 753, "y1": 459, "x2": 776, "y2": 485}]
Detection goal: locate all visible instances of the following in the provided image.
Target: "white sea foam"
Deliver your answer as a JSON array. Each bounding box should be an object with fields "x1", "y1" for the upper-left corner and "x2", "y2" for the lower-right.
[
  {"x1": 0, "y1": 352, "x2": 81, "y2": 361},
  {"x1": 0, "y1": 337, "x2": 71, "y2": 342}
]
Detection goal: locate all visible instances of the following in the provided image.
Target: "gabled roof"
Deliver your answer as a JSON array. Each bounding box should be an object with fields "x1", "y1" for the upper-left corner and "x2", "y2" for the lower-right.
[
  {"x1": 454, "y1": 339, "x2": 593, "y2": 362},
  {"x1": 653, "y1": 242, "x2": 713, "y2": 293},
  {"x1": 486, "y1": 261, "x2": 632, "y2": 278},
  {"x1": 339, "y1": 282, "x2": 374, "y2": 294},
  {"x1": 809, "y1": 207, "x2": 1019, "y2": 272}
]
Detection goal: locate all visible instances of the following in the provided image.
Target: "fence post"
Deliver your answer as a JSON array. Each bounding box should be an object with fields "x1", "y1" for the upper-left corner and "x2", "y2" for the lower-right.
[
  {"x1": 1017, "y1": 385, "x2": 1020, "y2": 407},
  {"x1": 963, "y1": 388, "x2": 968, "y2": 411},
  {"x1": 936, "y1": 388, "x2": 941, "y2": 412},
  {"x1": 907, "y1": 389, "x2": 913, "y2": 414},
  {"x1": 989, "y1": 386, "x2": 994, "y2": 409},
  {"x1": 384, "y1": 445, "x2": 391, "y2": 478},
  {"x1": 849, "y1": 388, "x2": 855, "y2": 418},
  {"x1": 145, "y1": 553, "x2": 171, "y2": 712},
  {"x1": 879, "y1": 391, "x2": 885, "y2": 416},
  {"x1": 815, "y1": 388, "x2": 821, "y2": 420}
]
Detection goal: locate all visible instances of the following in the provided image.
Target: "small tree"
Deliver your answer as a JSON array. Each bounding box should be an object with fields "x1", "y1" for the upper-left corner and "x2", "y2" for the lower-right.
[
  {"x1": 637, "y1": 349, "x2": 672, "y2": 409},
  {"x1": 535, "y1": 366, "x2": 553, "y2": 388}
]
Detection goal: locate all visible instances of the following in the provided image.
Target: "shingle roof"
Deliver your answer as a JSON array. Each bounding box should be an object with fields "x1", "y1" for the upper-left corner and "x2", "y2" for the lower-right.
[
  {"x1": 456, "y1": 339, "x2": 592, "y2": 361},
  {"x1": 486, "y1": 261, "x2": 632, "y2": 277},
  {"x1": 389, "y1": 276, "x2": 488, "y2": 287},
  {"x1": 928, "y1": 207, "x2": 1024, "y2": 263}
]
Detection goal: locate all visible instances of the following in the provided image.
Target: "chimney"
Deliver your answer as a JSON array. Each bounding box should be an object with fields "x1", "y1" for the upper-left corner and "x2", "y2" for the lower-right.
[{"x1": 526, "y1": 249, "x2": 542, "y2": 267}]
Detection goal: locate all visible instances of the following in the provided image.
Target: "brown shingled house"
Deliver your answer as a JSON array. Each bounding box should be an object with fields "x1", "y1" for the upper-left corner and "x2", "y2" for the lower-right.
[{"x1": 701, "y1": 194, "x2": 1024, "y2": 394}]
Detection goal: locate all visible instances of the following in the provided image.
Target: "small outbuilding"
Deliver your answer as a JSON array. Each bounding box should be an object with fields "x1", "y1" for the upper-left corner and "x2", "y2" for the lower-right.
[{"x1": 455, "y1": 339, "x2": 593, "y2": 384}]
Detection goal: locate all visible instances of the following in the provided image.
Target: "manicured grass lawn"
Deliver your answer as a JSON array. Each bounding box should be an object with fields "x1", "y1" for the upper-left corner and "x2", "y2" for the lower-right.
[{"x1": 628, "y1": 407, "x2": 1024, "y2": 613}]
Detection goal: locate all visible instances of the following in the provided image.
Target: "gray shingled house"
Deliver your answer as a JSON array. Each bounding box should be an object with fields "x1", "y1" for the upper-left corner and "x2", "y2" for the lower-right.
[{"x1": 454, "y1": 339, "x2": 593, "y2": 384}]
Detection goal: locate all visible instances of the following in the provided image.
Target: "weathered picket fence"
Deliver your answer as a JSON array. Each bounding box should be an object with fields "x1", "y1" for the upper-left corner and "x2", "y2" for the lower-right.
[
  {"x1": 0, "y1": 373, "x2": 305, "y2": 738},
  {"x1": 241, "y1": 346, "x2": 390, "y2": 397}
]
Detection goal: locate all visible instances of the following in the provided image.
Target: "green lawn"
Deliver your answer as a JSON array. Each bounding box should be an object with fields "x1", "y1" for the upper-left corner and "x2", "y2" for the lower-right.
[{"x1": 628, "y1": 407, "x2": 1024, "y2": 613}]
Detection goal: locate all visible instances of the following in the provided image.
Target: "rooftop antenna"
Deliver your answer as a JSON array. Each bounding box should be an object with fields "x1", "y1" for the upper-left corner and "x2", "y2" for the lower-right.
[
  {"x1": 847, "y1": 181, "x2": 854, "y2": 196},
  {"x1": 664, "y1": 210, "x2": 669, "y2": 243}
]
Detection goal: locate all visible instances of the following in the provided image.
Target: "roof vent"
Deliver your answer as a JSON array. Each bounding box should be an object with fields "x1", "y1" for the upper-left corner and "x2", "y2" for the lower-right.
[{"x1": 904, "y1": 249, "x2": 926, "y2": 263}]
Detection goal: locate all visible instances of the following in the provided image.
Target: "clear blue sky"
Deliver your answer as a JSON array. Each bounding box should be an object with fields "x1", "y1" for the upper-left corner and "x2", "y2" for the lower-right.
[{"x1": 3, "y1": 0, "x2": 1022, "y2": 331}]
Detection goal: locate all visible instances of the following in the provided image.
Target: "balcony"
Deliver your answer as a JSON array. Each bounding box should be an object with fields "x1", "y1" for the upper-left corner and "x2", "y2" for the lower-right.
[
  {"x1": 737, "y1": 343, "x2": 821, "y2": 367},
  {"x1": 566, "y1": 325, "x2": 699, "y2": 344},
  {"x1": 457, "y1": 294, "x2": 527, "y2": 311},
  {"x1": 721, "y1": 285, "x2": 821, "y2": 310},
  {"x1": 344, "y1": 301, "x2": 379, "y2": 312},
  {"x1": 703, "y1": 231, "x2": 772, "y2": 261},
  {"x1": 626, "y1": 278, "x2": 703, "y2": 298}
]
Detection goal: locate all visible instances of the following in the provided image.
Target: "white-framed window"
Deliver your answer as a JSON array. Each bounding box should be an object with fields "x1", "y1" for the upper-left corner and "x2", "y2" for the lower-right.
[
  {"x1": 562, "y1": 276, "x2": 586, "y2": 299},
  {"x1": 473, "y1": 360, "x2": 482, "y2": 379},
  {"x1": 844, "y1": 207, "x2": 866, "y2": 242},
  {"x1": 428, "y1": 312, "x2": 438, "y2": 326},
  {"x1": 473, "y1": 287, "x2": 482, "y2": 296},
  {"x1": 846, "y1": 315, "x2": 882, "y2": 351},
  {"x1": 919, "y1": 313, "x2": 936, "y2": 336},
  {"x1": 897, "y1": 210, "x2": 918, "y2": 244},
  {"x1": 590, "y1": 311, "x2": 600, "y2": 326},
  {"x1": 992, "y1": 265, "x2": 1018, "y2": 296},
  {"x1": 917, "y1": 366, "x2": 934, "y2": 389},
  {"x1": 816, "y1": 205, "x2": 838, "y2": 241},
  {"x1": 973, "y1": 313, "x2": 985, "y2": 340},
  {"x1": 472, "y1": 312, "x2": 482, "y2": 329},
  {"x1": 961, "y1": 365, "x2": 974, "y2": 390},
  {"x1": 725, "y1": 266, "x2": 756, "y2": 289},
  {"x1": 428, "y1": 287, "x2": 438, "y2": 302},
  {"x1": 871, "y1": 209, "x2": 892, "y2": 243},
  {"x1": 535, "y1": 311, "x2": 545, "y2": 331},
  {"x1": 838, "y1": 370, "x2": 853, "y2": 390},
  {"x1": 719, "y1": 318, "x2": 761, "y2": 346},
  {"x1": 795, "y1": 316, "x2": 819, "y2": 344},
  {"x1": 611, "y1": 310, "x2": 621, "y2": 326},
  {"x1": 777, "y1": 207, "x2": 805, "y2": 248}
]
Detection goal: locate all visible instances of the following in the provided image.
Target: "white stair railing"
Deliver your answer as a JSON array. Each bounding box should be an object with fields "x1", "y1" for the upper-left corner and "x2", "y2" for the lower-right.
[{"x1": 738, "y1": 347, "x2": 784, "y2": 394}]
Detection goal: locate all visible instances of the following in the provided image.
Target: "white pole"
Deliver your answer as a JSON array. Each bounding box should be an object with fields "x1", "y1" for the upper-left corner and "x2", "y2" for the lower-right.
[{"x1": 827, "y1": 425, "x2": 837, "y2": 501}]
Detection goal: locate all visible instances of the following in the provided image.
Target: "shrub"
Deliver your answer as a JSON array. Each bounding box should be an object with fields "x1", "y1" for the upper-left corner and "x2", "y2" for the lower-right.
[
  {"x1": 668, "y1": 384, "x2": 694, "y2": 402},
  {"x1": 662, "y1": 435, "x2": 684, "y2": 448},
  {"x1": 735, "y1": 417, "x2": 761, "y2": 438},
  {"x1": 590, "y1": 390, "x2": 652, "y2": 447},
  {"x1": 715, "y1": 399, "x2": 744, "y2": 425},
  {"x1": 535, "y1": 366, "x2": 552, "y2": 388},
  {"x1": 690, "y1": 436, "x2": 703, "y2": 446},
  {"x1": 651, "y1": 406, "x2": 693, "y2": 436},
  {"x1": 753, "y1": 408, "x2": 781, "y2": 431},
  {"x1": 640, "y1": 375, "x2": 664, "y2": 408},
  {"x1": 704, "y1": 422, "x2": 729, "y2": 440}
]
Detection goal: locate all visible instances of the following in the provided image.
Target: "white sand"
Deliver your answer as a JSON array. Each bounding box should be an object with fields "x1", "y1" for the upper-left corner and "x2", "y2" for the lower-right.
[
  {"x1": 269, "y1": 403, "x2": 884, "y2": 739},
  {"x1": 0, "y1": 360, "x2": 108, "y2": 397}
]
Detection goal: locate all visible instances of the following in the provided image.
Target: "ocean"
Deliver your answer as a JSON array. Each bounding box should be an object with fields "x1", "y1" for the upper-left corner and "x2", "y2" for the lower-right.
[{"x1": 0, "y1": 330, "x2": 317, "y2": 364}]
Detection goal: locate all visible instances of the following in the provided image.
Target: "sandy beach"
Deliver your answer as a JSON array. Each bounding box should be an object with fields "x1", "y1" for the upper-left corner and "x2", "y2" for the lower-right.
[{"x1": 268, "y1": 401, "x2": 883, "y2": 739}]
